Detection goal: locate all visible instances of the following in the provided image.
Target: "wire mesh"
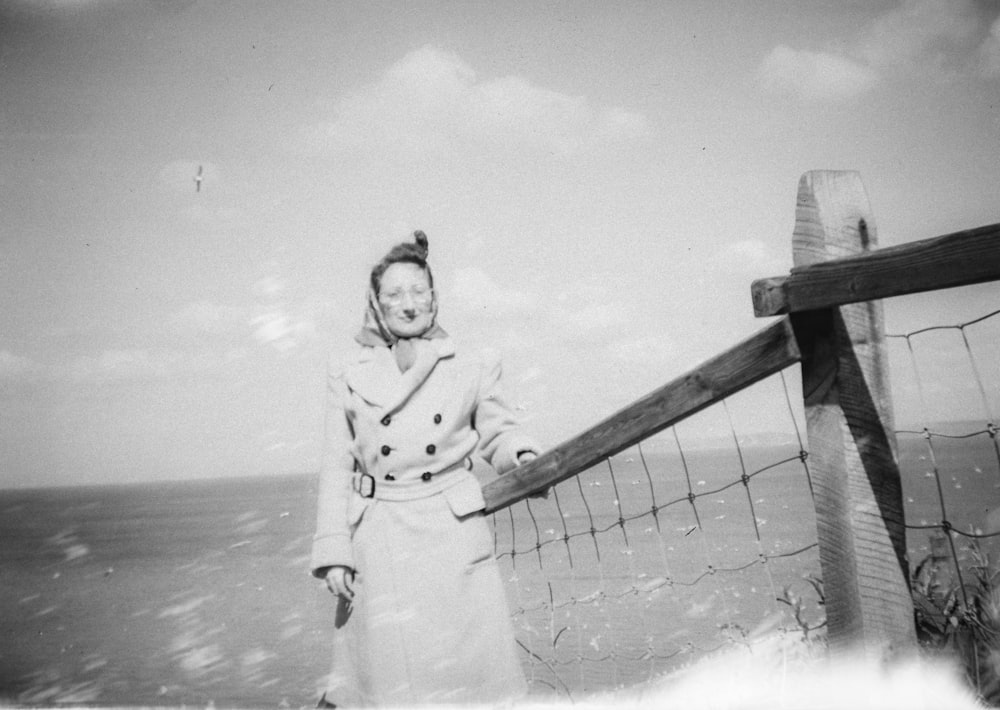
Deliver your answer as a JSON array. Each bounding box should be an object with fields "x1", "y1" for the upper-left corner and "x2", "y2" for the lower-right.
[
  {"x1": 888, "y1": 306, "x2": 1000, "y2": 560},
  {"x1": 494, "y1": 302, "x2": 1000, "y2": 701},
  {"x1": 492, "y1": 369, "x2": 821, "y2": 699},
  {"x1": 887, "y1": 303, "x2": 1000, "y2": 704}
]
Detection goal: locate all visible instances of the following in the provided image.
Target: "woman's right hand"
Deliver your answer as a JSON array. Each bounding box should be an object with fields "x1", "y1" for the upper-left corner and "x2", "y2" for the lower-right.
[{"x1": 324, "y1": 565, "x2": 356, "y2": 600}]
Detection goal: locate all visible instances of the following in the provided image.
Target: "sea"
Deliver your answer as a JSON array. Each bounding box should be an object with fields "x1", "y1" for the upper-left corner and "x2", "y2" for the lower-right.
[{"x1": 2, "y1": 434, "x2": 997, "y2": 707}]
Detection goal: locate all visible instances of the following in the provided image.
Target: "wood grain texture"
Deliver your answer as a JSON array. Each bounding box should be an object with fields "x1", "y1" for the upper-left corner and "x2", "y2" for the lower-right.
[
  {"x1": 791, "y1": 170, "x2": 916, "y2": 657},
  {"x1": 752, "y1": 222, "x2": 1000, "y2": 316},
  {"x1": 482, "y1": 317, "x2": 801, "y2": 513}
]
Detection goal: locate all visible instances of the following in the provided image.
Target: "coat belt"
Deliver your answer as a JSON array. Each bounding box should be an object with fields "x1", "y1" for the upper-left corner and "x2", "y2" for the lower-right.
[{"x1": 350, "y1": 458, "x2": 474, "y2": 502}]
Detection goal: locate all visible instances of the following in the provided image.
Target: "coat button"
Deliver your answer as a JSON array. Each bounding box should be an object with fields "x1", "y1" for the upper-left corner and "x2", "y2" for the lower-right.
[
  {"x1": 384, "y1": 473, "x2": 395, "y2": 481},
  {"x1": 381, "y1": 445, "x2": 391, "y2": 456},
  {"x1": 425, "y1": 444, "x2": 436, "y2": 455},
  {"x1": 421, "y1": 471, "x2": 432, "y2": 481},
  {"x1": 381, "y1": 415, "x2": 391, "y2": 426},
  {"x1": 433, "y1": 413, "x2": 442, "y2": 424}
]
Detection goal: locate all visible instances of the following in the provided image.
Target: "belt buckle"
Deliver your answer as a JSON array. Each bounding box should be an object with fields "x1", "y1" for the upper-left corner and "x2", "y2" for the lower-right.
[{"x1": 357, "y1": 473, "x2": 375, "y2": 499}]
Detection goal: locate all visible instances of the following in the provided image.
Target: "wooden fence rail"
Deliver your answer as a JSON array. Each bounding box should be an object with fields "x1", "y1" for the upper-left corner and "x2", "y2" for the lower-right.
[
  {"x1": 752, "y1": 221, "x2": 1000, "y2": 316},
  {"x1": 481, "y1": 316, "x2": 801, "y2": 513}
]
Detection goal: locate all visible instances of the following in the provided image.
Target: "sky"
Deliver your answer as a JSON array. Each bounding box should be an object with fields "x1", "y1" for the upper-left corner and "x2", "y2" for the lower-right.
[{"x1": 1, "y1": 0, "x2": 999, "y2": 489}]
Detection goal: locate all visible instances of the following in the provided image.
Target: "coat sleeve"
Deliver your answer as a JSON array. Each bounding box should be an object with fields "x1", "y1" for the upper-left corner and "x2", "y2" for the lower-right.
[
  {"x1": 310, "y1": 364, "x2": 358, "y2": 577},
  {"x1": 473, "y1": 349, "x2": 540, "y2": 475}
]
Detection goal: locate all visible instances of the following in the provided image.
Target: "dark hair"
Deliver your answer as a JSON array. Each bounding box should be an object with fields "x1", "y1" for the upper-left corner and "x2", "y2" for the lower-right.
[{"x1": 370, "y1": 230, "x2": 434, "y2": 293}]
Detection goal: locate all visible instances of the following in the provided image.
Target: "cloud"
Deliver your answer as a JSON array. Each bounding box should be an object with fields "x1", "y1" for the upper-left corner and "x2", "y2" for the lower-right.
[
  {"x1": 446, "y1": 267, "x2": 638, "y2": 342},
  {"x1": 719, "y1": 239, "x2": 788, "y2": 276},
  {"x1": 251, "y1": 312, "x2": 316, "y2": 352},
  {"x1": 2, "y1": 0, "x2": 114, "y2": 12},
  {"x1": 170, "y1": 279, "x2": 325, "y2": 355},
  {"x1": 445, "y1": 266, "x2": 675, "y2": 386},
  {"x1": 252, "y1": 275, "x2": 285, "y2": 300},
  {"x1": 758, "y1": 45, "x2": 879, "y2": 101},
  {"x1": 67, "y1": 347, "x2": 246, "y2": 382},
  {"x1": 605, "y1": 336, "x2": 676, "y2": 367},
  {"x1": 249, "y1": 274, "x2": 320, "y2": 353},
  {"x1": 979, "y1": 15, "x2": 1000, "y2": 78},
  {"x1": 759, "y1": 0, "x2": 1000, "y2": 99},
  {"x1": 170, "y1": 300, "x2": 250, "y2": 337},
  {"x1": 856, "y1": 0, "x2": 984, "y2": 72},
  {"x1": 445, "y1": 267, "x2": 535, "y2": 318},
  {"x1": 169, "y1": 298, "x2": 320, "y2": 352},
  {"x1": 560, "y1": 301, "x2": 632, "y2": 334},
  {"x1": 0, "y1": 350, "x2": 41, "y2": 380},
  {"x1": 294, "y1": 45, "x2": 649, "y2": 156}
]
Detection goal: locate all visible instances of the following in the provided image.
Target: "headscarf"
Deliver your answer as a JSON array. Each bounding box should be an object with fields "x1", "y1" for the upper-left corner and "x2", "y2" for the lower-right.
[{"x1": 354, "y1": 231, "x2": 448, "y2": 371}]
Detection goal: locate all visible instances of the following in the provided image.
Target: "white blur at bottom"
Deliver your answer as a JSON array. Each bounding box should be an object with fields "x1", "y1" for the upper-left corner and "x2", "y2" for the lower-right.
[{"x1": 516, "y1": 632, "x2": 981, "y2": 710}]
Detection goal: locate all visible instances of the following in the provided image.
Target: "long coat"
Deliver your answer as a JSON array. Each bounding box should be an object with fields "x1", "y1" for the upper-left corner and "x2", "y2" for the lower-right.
[{"x1": 310, "y1": 336, "x2": 537, "y2": 706}]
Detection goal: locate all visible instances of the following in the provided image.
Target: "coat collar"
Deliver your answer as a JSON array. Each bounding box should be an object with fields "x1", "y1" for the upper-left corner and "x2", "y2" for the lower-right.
[{"x1": 344, "y1": 337, "x2": 456, "y2": 414}]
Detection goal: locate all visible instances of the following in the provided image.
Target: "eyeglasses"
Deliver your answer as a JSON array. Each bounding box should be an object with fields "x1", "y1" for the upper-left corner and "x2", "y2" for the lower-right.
[{"x1": 378, "y1": 286, "x2": 434, "y2": 307}]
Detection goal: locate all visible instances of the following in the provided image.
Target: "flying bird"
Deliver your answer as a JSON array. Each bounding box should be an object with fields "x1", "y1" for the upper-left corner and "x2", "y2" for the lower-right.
[{"x1": 194, "y1": 165, "x2": 203, "y2": 192}]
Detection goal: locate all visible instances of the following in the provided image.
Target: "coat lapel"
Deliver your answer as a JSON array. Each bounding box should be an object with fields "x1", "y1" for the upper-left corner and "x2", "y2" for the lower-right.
[
  {"x1": 343, "y1": 347, "x2": 397, "y2": 407},
  {"x1": 344, "y1": 337, "x2": 456, "y2": 414}
]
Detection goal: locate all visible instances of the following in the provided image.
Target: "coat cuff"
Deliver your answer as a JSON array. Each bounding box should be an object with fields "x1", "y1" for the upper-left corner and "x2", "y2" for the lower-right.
[
  {"x1": 310, "y1": 533, "x2": 355, "y2": 577},
  {"x1": 497, "y1": 433, "x2": 541, "y2": 475}
]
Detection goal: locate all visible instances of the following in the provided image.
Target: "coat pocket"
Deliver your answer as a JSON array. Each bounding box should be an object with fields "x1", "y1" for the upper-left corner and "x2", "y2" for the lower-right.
[
  {"x1": 451, "y1": 510, "x2": 493, "y2": 571},
  {"x1": 440, "y1": 477, "x2": 493, "y2": 571},
  {"x1": 441, "y1": 473, "x2": 487, "y2": 518}
]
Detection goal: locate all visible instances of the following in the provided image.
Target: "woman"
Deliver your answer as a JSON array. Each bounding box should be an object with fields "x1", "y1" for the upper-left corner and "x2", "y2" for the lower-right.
[{"x1": 311, "y1": 231, "x2": 539, "y2": 706}]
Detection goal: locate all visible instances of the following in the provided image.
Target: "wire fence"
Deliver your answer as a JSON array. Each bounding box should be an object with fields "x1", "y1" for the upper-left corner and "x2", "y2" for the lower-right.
[
  {"x1": 886, "y1": 305, "x2": 1000, "y2": 703},
  {"x1": 493, "y1": 303, "x2": 1000, "y2": 701},
  {"x1": 888, "y1": 306, "x2": 1000, "y2": 557},
  {"x1": 492, "y1": 370, "x2": 822, "y2": 699}
]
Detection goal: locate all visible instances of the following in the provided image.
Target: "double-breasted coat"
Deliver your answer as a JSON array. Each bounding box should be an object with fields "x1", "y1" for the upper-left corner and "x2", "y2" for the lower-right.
[{"x1": 310, "y1": 336, "x2": 537, "y2": 706}]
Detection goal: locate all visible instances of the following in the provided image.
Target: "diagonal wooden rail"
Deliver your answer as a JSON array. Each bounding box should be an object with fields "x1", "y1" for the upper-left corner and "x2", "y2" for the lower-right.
[{"x1": 482, "y1": 316, "x2": 801, "y2": 514}]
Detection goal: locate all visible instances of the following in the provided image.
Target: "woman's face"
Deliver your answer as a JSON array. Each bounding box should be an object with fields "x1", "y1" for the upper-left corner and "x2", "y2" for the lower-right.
[{"x1": 378, "y1": 262, "x2": 435, "y2": 338}]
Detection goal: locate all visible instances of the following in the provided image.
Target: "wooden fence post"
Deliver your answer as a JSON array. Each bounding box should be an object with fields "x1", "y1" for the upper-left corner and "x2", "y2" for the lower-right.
[{"x1": 791, "y1": 170, "x2": 917, "y2": 657}]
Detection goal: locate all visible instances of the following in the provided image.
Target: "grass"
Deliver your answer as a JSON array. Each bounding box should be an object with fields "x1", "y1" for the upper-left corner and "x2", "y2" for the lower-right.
[{"x1": 912, "y1": 535, "x2": 1000, "y2": 706}]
